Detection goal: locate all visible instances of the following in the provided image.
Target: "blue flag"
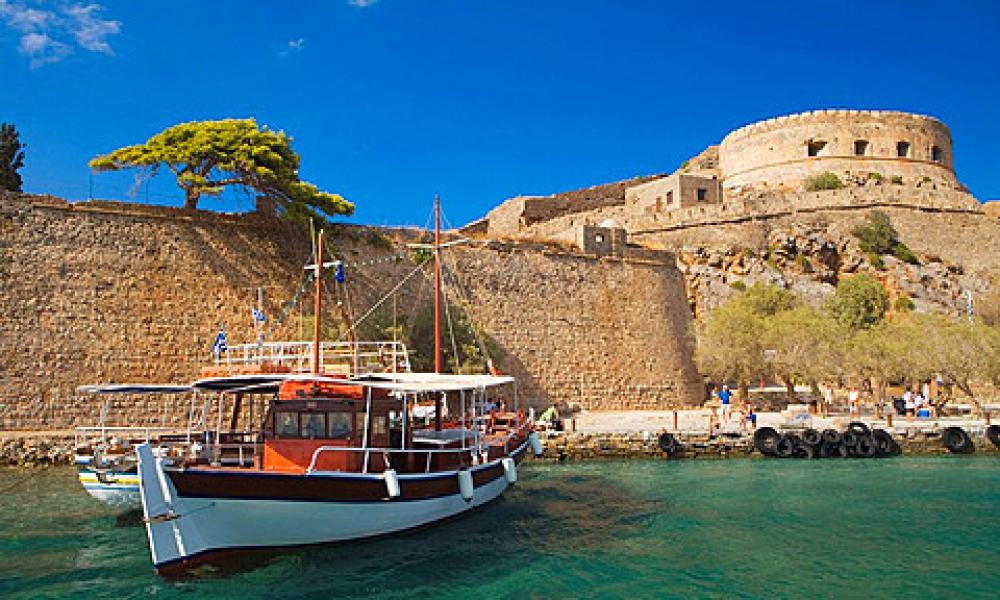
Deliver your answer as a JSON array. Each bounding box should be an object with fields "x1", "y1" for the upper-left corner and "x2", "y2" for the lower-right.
[
  {"x1": 252, "y1": 307, "x2": 267, "y2": 322},
  {"x1": 335, "y1": 262, "x2": 345, "y2": 283},
  {"x1": 211, "y1": 327, "x2": 228, "y2": 355}
]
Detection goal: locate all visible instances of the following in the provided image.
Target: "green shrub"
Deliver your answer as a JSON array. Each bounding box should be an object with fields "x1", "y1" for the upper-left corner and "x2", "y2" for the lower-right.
[
  {"x1": 411, "y1": 247, "x2": 432, "y2": 264},
  {"x1": 866, "y1": 251, "x2": 885, "y2": 270},
  {"x1": 891, "y1": 243, "x2": 919, "y2": 265},
  {"x1": 805, "y1": 172, "x2": 844, "y2": 191},
  {"x1": 795, "y1": 253, "x2": 813, "y2": 272},
  {"x1": 894, "y1": 295, "x2": 915, "y2": 312},
  {"x1": 730, "y1": 280, "x2": 747, "y2": 292},
  {"x1": 922, "y1": 176, "x2": 932, "y2": 183},
  {"x1": 890, "y1": 175, "x2": 903, "y2": 185},
  {"x1": 367, "y1": 230, "x2": 394, "y2": 250},
  {"x1": 867, "y1": 172, "x2": 883, "y2": 182},
  {"x1": 825, "y1": 274, "x2": 889, "y2": 330}
]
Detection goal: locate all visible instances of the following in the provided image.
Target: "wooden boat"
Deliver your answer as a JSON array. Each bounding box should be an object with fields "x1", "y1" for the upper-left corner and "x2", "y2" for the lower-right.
[
  {"x1": 137, "y1": 372, "x2": 541, "y2": 575},
  {"x1": 130, "y1": 198, "x2": 541, "y2": 575}
]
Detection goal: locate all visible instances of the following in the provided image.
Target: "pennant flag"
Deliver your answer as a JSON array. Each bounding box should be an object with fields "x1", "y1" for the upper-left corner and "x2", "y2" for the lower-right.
[
  {"x1": 252, "y1": 307, "x2": 267, "y2": 322},
  {"x1": 335, "y1": 262, "x2": 345, "y2": 283},
  {"x1": 211, "y1": 327, "x2": 228, "y2": 355}
]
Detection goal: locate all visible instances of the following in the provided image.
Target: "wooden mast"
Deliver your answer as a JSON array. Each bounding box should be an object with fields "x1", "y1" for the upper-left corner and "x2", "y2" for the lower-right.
[
  {"x1": 434, "y1": 195, "x2": 443, "y2": 430},
  {"x1": 313, "y1": 229, "x2": 324, "y2": 374}
]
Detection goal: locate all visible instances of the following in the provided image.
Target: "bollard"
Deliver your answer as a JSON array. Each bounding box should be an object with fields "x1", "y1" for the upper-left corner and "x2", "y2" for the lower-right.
[
  {"x1": 887, "y1": 413, "x2": 893, "y2": 428},
  {"x1": 673, "y1": 410, "x2": 679, "y2": 431},
  {"x1": 571, "y1": 418, "x2": 576, "y2": 432}
]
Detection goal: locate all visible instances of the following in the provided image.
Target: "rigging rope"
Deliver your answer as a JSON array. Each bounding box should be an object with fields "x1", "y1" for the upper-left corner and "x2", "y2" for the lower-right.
[{"x1": 336, "y1": 258, "x2": 431, "y2": 342}]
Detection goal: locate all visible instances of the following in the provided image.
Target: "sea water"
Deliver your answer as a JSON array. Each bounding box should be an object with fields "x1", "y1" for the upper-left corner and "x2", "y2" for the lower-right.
[{"x1": 0, "y1": 458, "x2": 997, "y2": 599}]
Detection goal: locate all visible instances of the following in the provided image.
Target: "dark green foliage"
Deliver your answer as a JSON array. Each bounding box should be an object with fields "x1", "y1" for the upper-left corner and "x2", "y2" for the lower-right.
[
  {"x1": 891, "y1": 176, "x2": 903, "y2": 185},
  {"x1": 867, "y1": 172, "x2": 883, "y2": 182},
  {"x1": 729, "y1": 280, "x2": 747, "y2": 292},
  {"x1": 411, "y1": 247, "x2": 432, "y2": 264},
  {"x1": 795, "y1": 253, "x2": 813, "y2": 272},
  {"x1": 852, "y1": 210, "x2": 919, "y2": 267},
  {"x1": 805, "y1": 172, "x2": 843, "y2": 191},
  {"x1": 366, "y1": 230, "x2": 394, "y2": 251},
  {"x1": 740, "y1": 282, "x2": 800, "y2": 316},
  {"x1": 0, "y1": 123, "x2": 25, "y2": 192},
  {"x1": 826, "y1": 274, "x2": 889, "y2": 330},
  {"x1": 894, "y1": 295, "x2": 915, "y2": 312}
]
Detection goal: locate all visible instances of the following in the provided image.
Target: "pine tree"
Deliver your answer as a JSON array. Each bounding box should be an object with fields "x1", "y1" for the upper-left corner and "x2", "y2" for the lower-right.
[{"x1": 0, "y1": 123, "x2": 26, "y2": 193}]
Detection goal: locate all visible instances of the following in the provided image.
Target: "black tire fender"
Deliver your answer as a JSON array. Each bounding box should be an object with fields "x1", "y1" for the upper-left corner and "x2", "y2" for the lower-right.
[
  {"x1": 754, "y1": 427, "x2": 781, "y2": 456},
  {"x1": 986, "y1": 425, "x2": 1000, "y2": 449},
  {"x1": 942, "y1": 426, "x2": 974, "y2": 454},
  {"x1": 871, "y1": 429, "x2": 895, "y2": 457},
  {"x1": 657, "y1": 432, "x2": 678, "y2": 454},
  {"x1": 822, "y1": 429, "x2": 842, "y2": 445},
  {"x1": 847, "y1": 421, "x2": 871, "y2": 436},
  {"x1": 774, "y1": 436, "x2": 796, "y2": 458},
  {"x1": 802, "y1": 429, "x2": 822, "y2": 448}
]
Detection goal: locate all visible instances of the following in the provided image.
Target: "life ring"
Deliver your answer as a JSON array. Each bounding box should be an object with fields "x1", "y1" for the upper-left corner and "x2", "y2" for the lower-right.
[
  {"x1": 753, "y1": 427, "x2": 781, "y2": 456},
  {"x1": 987, "y1": 425, "x2": 1000, "y2": 449},
  {"x1": 657, "y1": 432, "x2": 678, "y2": 454},
  {"x1": 942, "y1": 426, "x2": 974, "y2": 454}
]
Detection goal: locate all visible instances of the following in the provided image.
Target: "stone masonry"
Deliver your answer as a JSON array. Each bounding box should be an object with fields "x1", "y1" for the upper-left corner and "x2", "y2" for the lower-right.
[{"x1": 0, "y1": 192, "x2": 704, "y2": 430}]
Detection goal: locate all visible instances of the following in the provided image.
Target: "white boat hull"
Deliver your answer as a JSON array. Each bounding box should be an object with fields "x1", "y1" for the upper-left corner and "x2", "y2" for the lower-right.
[
  {"x1": 78, "y1": 469, "x2": 141, "y2": 509},
  {"x1": 136, "y1": 442, "x2": 525, "y2": 574}
]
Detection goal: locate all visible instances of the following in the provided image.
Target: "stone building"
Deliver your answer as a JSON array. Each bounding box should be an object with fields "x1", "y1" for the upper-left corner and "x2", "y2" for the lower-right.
[{"x1": 625, "y1": 173, "x2": 722, "y2": 214}]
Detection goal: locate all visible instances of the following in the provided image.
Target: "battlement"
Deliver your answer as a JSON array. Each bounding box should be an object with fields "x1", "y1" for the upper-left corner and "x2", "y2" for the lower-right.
[{"x1": 721, "y1": 109, "x2": 948, "y2": 146}]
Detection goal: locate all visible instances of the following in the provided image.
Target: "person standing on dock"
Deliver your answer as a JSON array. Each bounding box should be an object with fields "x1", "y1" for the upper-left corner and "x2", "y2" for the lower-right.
[
  {"x1": 718, "y1": 385, "x2": 732, "y2": 420},
  {"x1": 848, "y1": 387, "x2": 860, "y2": 418}
]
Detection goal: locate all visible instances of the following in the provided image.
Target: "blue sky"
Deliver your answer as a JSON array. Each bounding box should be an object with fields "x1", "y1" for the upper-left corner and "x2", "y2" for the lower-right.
[{"x1": 2, "y1": 1, "x2": 998, "y2": 227}]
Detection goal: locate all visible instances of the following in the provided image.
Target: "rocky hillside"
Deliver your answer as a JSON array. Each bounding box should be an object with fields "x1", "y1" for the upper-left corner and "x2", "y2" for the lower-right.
[{"x1": 677, "y1": 217, "x2": 988, "y2": 319}]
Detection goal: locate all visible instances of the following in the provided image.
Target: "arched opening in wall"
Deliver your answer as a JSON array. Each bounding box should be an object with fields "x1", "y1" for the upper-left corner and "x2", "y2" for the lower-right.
[
  {"x1": 807, "y1": 140, "x2": 828, "y2": 157},
  {"x1": 931, "y1": 145, "x2": 944, "y2": 162},
  {"x1": 897, "y1": 141, "x2": 911, "y2": 158},
  {"x1": 854, "y1": 140, "x2": 870, "y2": 156}
]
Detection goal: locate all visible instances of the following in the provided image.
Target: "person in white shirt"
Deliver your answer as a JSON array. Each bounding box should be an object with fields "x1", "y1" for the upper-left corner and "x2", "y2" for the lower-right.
[{"x1": 903, "y1": 389, "x2": 915, "y2": 419}]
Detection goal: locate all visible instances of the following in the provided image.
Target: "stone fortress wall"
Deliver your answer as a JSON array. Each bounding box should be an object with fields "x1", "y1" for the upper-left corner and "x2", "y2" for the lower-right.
[
  {"x1": 0, "y1": 192, "x2": 703, "y2": 430},
  {"x1": 474, "y1": 109, "x2": 987, "y2": 257},
  {"x1": 719, "y1": 110, "x2": 958, "y2": 191}
]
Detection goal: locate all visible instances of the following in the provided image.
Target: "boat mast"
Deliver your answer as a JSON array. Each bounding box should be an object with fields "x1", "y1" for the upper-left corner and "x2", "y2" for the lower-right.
[
  {"x1": 434, "y1": 195, "x2": 443, "y2": 430},
  {"x1": 313, "y1": 229, "x2": 324, "y2": 374}
]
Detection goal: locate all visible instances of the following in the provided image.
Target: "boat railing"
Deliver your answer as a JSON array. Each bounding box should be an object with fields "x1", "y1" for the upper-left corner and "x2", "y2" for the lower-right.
[
  {"x1": 305, "y1": 445, "x2": 488, "y2": 476},
  {"x1": 73, "y1": 426, "x2": 188, "y2": 450},
  {"x1": 213, "y1": 340, "x2": 411, "y2": 375}
]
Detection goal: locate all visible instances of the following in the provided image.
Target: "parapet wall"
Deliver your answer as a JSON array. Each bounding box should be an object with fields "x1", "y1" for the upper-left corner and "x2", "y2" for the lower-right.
[{"x1": 720, "y1": 110, "x2": 956, "y2": 190}]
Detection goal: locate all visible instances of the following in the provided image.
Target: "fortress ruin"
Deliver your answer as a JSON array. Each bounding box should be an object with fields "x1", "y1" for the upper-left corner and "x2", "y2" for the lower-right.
[{"x1": 472, "y1": 109, "x2": 982, "y2": 248}]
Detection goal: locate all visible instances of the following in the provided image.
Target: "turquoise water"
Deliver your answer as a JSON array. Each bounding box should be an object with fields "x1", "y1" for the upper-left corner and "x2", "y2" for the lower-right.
[{"x1": 1, "y1": 458, "x2": 998, "y2": 599}]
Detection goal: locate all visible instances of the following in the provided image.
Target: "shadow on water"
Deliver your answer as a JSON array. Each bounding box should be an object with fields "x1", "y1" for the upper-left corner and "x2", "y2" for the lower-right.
[
  {"x1": 166, "y1": 466, "x2": 662, "y2": 595},
  {"x1": 114, "y1": 509, "x2": 143, "y2": 528}
]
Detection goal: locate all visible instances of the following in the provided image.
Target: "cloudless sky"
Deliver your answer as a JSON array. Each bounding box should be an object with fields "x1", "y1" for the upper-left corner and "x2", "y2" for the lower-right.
[{"x1": 2, "y1": 0, "x2": 999, "y2": 227}]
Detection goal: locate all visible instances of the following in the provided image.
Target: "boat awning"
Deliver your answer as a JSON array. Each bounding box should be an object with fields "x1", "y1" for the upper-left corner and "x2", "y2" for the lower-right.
[
  {"x1": 77, "y1": 384, "x2": 192, "y2": 394},
  {"x1": 190, "y1": 374, "x2": 293, "y2": 393},
  {"x1": 284, "y1": 372, "x2": 516, "y2": 393}
]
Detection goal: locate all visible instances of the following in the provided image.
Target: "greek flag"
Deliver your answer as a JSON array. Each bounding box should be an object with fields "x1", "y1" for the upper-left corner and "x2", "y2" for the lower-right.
[
  {"x1": 335, "y1": 262, "x2": 345, "y2": 283},
  {"x1": 211, "y1": 327, "x2": 228, "y2": 355},
  {"x1": 252, "y1": 307, "x2": 267, "y2": 322}
]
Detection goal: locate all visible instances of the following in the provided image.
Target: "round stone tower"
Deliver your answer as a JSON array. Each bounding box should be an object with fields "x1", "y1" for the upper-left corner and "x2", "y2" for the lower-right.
[{"x1": 719, "y1": 110, "x2": 957, "y2": 190}]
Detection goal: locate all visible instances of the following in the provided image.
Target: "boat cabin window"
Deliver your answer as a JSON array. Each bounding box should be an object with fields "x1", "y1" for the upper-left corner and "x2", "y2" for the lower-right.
[
  {"x1": 273, "y1": 407, "x2": 355, "y2": 440},
  {"x1": 276, "y1": 412, "x2": 299, "y2": 437},
  {"x1": 328, "y1": 412, "x2": 352, "y2": 439},
  {"x1": 300, "y1": 413, "x2": 327, "y2": 439}
]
